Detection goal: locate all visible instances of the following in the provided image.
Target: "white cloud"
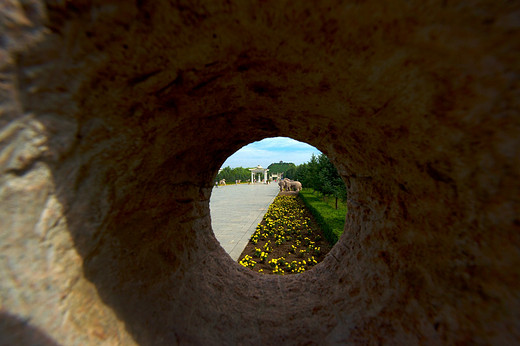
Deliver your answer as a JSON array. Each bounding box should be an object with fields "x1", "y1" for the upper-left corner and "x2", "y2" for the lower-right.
[
  {"x1": 249, "y1": 137, "x2": 310, "y2": 150},
  {"x1": 221, "y1": 137, "x2": 321, "y2": 168}
]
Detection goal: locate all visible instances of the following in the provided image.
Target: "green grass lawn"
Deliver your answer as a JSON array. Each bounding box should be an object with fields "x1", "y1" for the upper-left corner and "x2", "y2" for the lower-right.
[{"x1": 298, "y1": 188, "x2": 347, "y2": 245}]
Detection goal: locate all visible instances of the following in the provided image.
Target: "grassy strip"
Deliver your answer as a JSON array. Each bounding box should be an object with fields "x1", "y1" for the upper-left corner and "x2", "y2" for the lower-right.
[{"x1": 298, "y1": 188, "x2": 347, "y2": 245}]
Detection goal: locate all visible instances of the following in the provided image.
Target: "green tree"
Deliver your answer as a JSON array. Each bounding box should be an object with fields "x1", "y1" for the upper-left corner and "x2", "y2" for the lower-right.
[
  {"x1": 285, "y1": 165, "x2": 297, "y2": 180},
  {"x1": 268, "y1": 161, "x2": 296, "y2": 178},
  {"x1": 216, "y1": 166, "x2": 251, "y2": 183},
  {"x1": 316, "y1": 154, "x2": 346, "y2": 209},
  {"x1": 292, "y1": 153, "x2": 346, "y2": 209},
  {"x1": 304, "y1": 154, "x2": 320, "y2": 192}
]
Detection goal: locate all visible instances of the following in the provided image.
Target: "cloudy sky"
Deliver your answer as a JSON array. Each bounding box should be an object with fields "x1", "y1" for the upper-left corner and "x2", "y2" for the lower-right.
[{"x1": 221, "y1": 137, "x2": 321, "y2": 168}]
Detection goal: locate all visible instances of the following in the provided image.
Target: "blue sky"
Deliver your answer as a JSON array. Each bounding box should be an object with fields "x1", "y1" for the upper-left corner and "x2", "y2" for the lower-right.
[{"x1": 221, "y1": 137, "x2": 321, "y2": 168}]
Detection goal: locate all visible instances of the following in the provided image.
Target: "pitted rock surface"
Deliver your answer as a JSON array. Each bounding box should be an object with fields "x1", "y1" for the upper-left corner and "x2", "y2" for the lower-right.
[{"x1": 1, "y1": 1, "x2": 519, "y2": 344}]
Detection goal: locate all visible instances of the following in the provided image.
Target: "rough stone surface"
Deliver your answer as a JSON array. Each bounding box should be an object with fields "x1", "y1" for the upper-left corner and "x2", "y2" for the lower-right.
[{"x1": 1, "y1": 0, "x2": 519, "y2": 344}]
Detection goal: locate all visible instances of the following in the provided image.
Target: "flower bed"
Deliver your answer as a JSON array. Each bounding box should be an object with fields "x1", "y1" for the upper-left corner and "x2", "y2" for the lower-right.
[{"x1": 237, "y1": 194, "x2": 332, "y2": 275}]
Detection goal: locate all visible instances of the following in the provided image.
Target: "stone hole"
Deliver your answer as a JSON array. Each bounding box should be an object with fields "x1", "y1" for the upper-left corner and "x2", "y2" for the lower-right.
[{"x1": 1, "y1": 1, "x2": 517, "y2": 345}]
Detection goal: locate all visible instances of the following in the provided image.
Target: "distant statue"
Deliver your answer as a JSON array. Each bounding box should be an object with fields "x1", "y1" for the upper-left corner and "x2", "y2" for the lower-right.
[
  {"x1": 279, "y1": 178, "x2": 302, "y2": 192},
  {"x1": 286, "y1": 181, "x2": 302, "y2": 191}
]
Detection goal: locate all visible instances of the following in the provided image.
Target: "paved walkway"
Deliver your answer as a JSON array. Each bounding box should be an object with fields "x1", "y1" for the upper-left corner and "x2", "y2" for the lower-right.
[{"x1": 210, "y1": 183, "x2": 280, "y2": 260}]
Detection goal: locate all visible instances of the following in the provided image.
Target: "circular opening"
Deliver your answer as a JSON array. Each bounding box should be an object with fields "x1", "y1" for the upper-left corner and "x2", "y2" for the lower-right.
[{"x1": 210, "y1": 137, "x2": 347, "y2": 275}]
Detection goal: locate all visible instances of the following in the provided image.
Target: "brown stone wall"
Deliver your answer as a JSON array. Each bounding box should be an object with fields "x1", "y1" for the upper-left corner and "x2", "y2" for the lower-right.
[{"x1": 1, "y1": 0, "x2": 519, "y2": 344}]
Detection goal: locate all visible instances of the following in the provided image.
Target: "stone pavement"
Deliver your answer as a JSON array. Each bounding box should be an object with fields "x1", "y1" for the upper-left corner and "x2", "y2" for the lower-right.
[{"x1": 210, "y1": 183, "x2": 280, "y2": 260}]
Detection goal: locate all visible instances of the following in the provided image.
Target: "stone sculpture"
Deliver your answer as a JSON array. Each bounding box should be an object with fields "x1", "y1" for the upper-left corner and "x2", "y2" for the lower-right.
[{"x1": 286, "y1": 181, "x2": 303, "y2": 192}]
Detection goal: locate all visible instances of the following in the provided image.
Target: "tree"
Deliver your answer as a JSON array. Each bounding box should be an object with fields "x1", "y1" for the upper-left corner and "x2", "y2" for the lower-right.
[
  {"x1": 305, "y1": 154, "x2": 321, "y2": 192},
  {"x1": 294, "y1": 153, "x2": 346, "y2": 208},
  {"x1": 285, "y1": 165, "x2": 297, "y2": 180},
  {"x1": 316, "y1": 154, "x2": 347, "y2": 208},
  {"x1": 216, "y1": 166, "x2": 251, "y2": 183},
  {"x1": 267, "y1": 161, "x2": 296, "y2": 178}
]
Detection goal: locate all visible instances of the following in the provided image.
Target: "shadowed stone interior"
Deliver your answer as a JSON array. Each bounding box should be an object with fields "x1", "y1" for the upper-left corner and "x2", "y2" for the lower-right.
[{"x1": 1, "y1": 1, "x2": 519, "y2": 344}]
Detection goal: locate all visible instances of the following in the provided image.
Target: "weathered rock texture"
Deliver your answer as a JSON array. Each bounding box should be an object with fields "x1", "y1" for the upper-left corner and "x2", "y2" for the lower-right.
[{"x1": 1, "y1": 0, "x2": 519, "y2": 344}]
